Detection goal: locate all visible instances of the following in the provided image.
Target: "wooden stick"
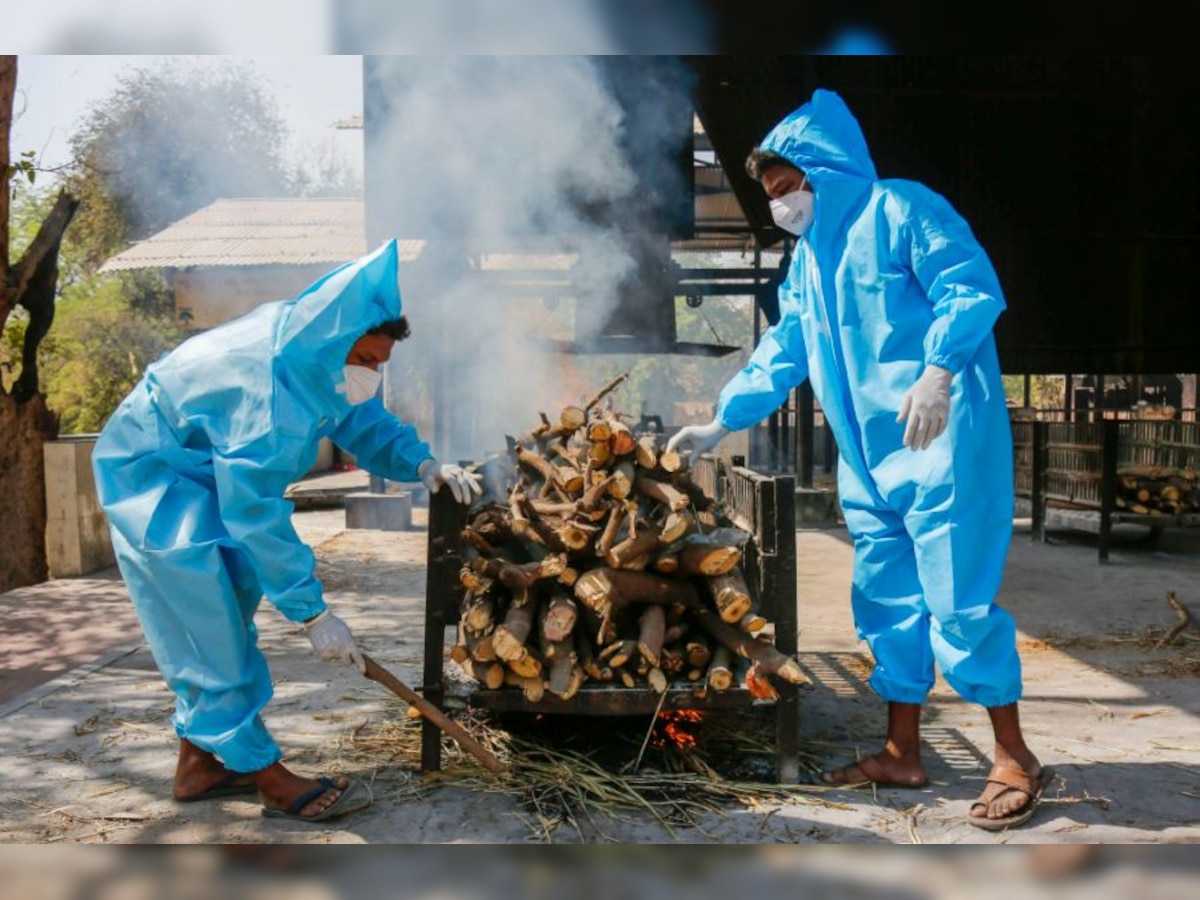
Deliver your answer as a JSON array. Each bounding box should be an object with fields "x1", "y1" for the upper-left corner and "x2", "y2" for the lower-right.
[
  {"x1": 584, "y1": 372, "x2": 628, "y2": 414},
  {"x1": 363, "y1": 655, "x2": 505, "y2": 774},
  {"x1": 1155, "y1": 591, "x2": 1194, "y2": 649}
]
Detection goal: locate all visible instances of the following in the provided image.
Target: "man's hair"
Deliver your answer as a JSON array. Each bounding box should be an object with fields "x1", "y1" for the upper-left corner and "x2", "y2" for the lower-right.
[
  {"x1": 366, "y1": 316, "x2": 411, "y2": 341},
  {"x1": 745, "y1": 148, "x2": 791, "y2": 182}
]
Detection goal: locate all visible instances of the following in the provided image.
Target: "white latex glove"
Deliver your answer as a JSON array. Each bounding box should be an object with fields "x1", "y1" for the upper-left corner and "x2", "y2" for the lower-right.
[
  {"x1": 419, "y1": 458, "x2": 484, "y2": 505},
  {"x1": 305, "y1": 610, "x2": 366, "y2": 674},
  {"x1": 897, "y1": 365, "x2": 953, "y2": 451},
  {"x1": 665, "y1": 419, "x2": 730, "y2": 463}
]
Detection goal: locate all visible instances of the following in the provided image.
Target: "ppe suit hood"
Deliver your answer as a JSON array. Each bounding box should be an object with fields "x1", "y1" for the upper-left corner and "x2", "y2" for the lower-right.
[
  {"x1": 759, "y1": 89, "x2": 877, "y2": 185},
  {"x1": 276, "y1": 238, "x2": 403, "y2": 367}
]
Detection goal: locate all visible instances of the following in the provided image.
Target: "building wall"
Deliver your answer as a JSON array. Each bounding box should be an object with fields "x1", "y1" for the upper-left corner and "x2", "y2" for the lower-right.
[{"x1": 173, "y1": 264, "x2": 333, "y2": 331}]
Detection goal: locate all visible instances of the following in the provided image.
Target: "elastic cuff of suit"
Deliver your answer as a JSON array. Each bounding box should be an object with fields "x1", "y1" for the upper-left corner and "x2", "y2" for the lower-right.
[
  {"x1": 869, "y1": 672, "x2": 932, "y2": 706},
  {"x1": 924, "y1": 354, "x2": 960, "y2": 374}
]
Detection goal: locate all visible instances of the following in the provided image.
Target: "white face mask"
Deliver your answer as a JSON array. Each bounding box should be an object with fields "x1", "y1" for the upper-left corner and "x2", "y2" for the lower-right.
[
  {"x1": 342, "y1": 365, "x2": 383, "y2": 405},
  {"x1": 769, "y1": 185, "x2": 815, "y2": 236}
]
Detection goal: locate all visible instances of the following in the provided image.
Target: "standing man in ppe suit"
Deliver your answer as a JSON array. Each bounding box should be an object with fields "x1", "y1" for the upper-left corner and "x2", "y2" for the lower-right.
[
  {"x1": 93, "y1": 239, "x2": 482, "y2": 822},
  {"x1": 668, "y1": 90, "x2": 1047, "y2": 830}
]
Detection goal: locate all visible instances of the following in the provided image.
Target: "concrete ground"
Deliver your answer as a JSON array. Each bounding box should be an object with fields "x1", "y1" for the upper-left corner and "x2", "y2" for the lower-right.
[{"x1": 1, "y1": 504, "x2": 1198, "y2": 844}]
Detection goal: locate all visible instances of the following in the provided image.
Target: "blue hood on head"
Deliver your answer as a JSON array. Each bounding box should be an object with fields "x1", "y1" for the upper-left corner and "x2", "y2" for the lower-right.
[
  {"x1": 759, "y1": 89, "x2": 877, "y2": 184},
  {"x1": 276, "y1": 238, "x2": 403, "y2": 368}
]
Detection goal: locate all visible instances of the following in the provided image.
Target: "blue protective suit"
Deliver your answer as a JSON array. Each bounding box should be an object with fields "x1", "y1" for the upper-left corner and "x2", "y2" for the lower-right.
[
  {"x1": 92, "y1": 239, "x2": 433, "y2": 772},
  {"x1": 717, "y1": 90, "x2": 1020, "y2": 707}
]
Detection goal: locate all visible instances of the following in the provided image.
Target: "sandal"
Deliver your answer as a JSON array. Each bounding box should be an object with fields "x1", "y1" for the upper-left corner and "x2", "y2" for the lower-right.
[
  {"x1": 968, "y1": 765, "x2": 1053, "y2": 831},
  {"x1": 174, "y1": 771, "x2": 258, "y2": 803},
  {"x1": 820, "y1": 753, "x2": 929, "y2": 788},
  {"x1": 261, "y1": 777, "x2": 373, "y2": 823}
]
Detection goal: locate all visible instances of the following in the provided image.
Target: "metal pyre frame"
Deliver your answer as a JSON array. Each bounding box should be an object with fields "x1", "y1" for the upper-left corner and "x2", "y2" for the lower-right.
[{"x1": 419, "y1": 459, "x2": 801, "y2": 782}]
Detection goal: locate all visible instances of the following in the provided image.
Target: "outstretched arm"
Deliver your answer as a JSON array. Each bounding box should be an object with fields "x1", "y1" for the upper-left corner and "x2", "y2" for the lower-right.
[{"x1": 329, "y1": 398, "x2": 434, "y2": 482}]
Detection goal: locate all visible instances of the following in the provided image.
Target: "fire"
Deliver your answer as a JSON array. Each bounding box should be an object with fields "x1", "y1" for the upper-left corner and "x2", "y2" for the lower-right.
[{"x1": 654, "y1": 709, "x2": 704, "y2": 752}]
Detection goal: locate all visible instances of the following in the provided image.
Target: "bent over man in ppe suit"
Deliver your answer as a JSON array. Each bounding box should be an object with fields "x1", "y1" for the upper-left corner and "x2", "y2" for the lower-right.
[
  {"x1": 93, "y1": 240, "x2": 481, "y2": 822},
  {"x1": 668, "y1": 90, "x2": 1047, "y2": 830}
]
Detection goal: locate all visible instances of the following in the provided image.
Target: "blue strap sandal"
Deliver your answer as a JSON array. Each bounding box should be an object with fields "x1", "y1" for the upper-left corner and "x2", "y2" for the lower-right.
[{"x1": 261, "y1": 777, "x2": 372, "y2": 822}]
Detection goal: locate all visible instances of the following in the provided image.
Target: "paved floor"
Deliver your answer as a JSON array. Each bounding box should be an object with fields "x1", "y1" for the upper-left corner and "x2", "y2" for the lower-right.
[{"x1": 1, "y1": 509, "x2": 1198, "y2": 844}]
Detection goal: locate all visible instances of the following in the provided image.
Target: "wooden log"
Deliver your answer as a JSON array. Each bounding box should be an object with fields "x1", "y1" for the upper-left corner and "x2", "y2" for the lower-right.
[
  {"x1": 652, "y1": 550, "x2": 679, "y2": 574},
  {"x1": 470, "y1": 660, "x2": 506, "y2": 690},
  {"x1": 660, "y1": 648, "x2": 685, "y2": 674},
  {"x1": 707, "y1": 644, "x2": 733, "y2": 691},
  {"x1": 638, "y1": 604, "x2": 666, "y2": 667},
  {"x1": 647, "y1": 667, "x2": 668, "y2": 694},
  {"x1": 462, "y1": 595, "x2": 495, "y2": 633},
  {"x1": 493, "y1": 590, "x2": 542, "y2": 677},
  {"x1": 461, "y1": 527, "x2": 501, "y2": 558},
  {"x1": 694, "y1": 607, "x2": 809, "y2": 685},
  {"x1": 503, "y1": 669, "x2": 546, "y2": 703},
  {"x1": 635, "y1": 435, "x2": 659, "y2": 471},
  {"x1": 541, "y1": 590, "x2": 578, "y2": 643},
  {"x1": 558, "y1": 567, "x2": 579, "y2": 587},
  {"x1": 599, "y1": 639, "x2": 637, "y2": 669},
  {"x1": 663, "y1": 623, "x2": 688, "y2": 645},
  {"x1": 745, "y1": 662, "x2": 779, "y2": 701},
  {"x1": 468, "y1": 505, "x2": 519, "y2": 546},
  {"x1": 708, "y1": 568, "x2": 752, "y2": 624},
  {"x1": 658, "y1": 511, "x2": 692, "y2": 544},
  {"x1": 617, "y1": 667, "x2": 637, "y2": 689},
  {"x1": 573, "y1": 568, "x2": 700, "y2": 626},
  {"x1": 467, "y1": 629, "x2": 497, "y2": 663},
  {"x1": 609, "y1": 461, "x2": 636, "y2": 500},
  {"x1": 472, "y1": 553, "x2": 567, "y2": 591},
  {"x1": 608, "y1": 418, "x2": 637, "y2": 457},
  {"x1": 740, "y1": 611, "x2": 767, "y2": 634},
  {"x1": 560, "y1": 405, "x2": 587, "y2": 431},
  {"x1": 658, "y1": 448, "x2": 683, "y2": 473},
  {"x1": 546, "y1": 644, "x2": 578, "y2": 697},
  {"x1": 597, "y1": 502, "x2": 626, "y2": 556},
  {"x1": 589, "y1": 440, "x2": 612, "y2": 465},
  {"x1": 560, "y1": 665, "x2": 587, "y2": 701},
  {"x1": 677, "y1": 538, "x2": 742, "y2": 577},
  {"x1": 635, "y1": 475, "x2": 690, "y2": 512},
  {"x1": 587, "y1": 418, "x2": 613, "y2": 443},
  {"x1": 576, "y1": 627, "x2": 604, "y2": 681},
  {"x1": 685, "y1": 639, "x2": 713, "y2": 669},
  {"x1": 583, "y1": 372, "x2": 628, "y2": 414},
  {"x1": 605, "y1": 528, "x2": 663, "y2": 569},
  {"x1": 578, "y1": 474, "x2": 617, "y2": 513}
]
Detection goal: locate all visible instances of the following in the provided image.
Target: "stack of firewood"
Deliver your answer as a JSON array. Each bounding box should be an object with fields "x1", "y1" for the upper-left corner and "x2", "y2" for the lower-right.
[
  {"x1": 1116, "y1": 467, "x2": 1200, "y2": 516},
  {"x1": 449, "y1": 375, "x2": 809, "y2": 703}
]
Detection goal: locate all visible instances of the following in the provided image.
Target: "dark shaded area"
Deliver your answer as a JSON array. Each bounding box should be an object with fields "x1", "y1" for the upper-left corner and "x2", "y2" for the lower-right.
[{"x1": 689, "y1": 56, "x2": 1200, "y2": 374}]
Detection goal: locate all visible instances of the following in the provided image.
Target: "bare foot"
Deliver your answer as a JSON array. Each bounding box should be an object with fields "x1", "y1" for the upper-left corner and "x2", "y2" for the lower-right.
[
  {"x1": 172, "y1": 739, "x2": 256, "y2": 801},
  {"x1": 254, "y1": 763, "x2": 350, "y2": 818},
  {"x1": 820, "y1": 747, "x2": 928, "y2": 788}
]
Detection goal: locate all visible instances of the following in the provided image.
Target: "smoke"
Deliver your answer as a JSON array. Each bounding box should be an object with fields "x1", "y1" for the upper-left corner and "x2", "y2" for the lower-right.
[{"x1": 367, "y1": 56, "x2": 697, "y2": 464}]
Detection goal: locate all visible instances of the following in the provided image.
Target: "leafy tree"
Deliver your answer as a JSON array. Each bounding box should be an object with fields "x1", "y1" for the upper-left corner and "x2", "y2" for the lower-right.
[{"x1": 63, "y1": 59, "x2": 295, "y2": 271}]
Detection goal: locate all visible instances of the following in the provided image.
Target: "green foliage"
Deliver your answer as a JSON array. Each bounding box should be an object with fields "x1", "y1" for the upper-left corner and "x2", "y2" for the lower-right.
[
  {"x1": 41, "y1": 275, "x2": 180, "y2": 433},
  {"x1": 1002, "y1": 374, "x2": 1067, "y2": 409},
  {"x1": 63, "y1": 59, "x2": 295, "y2": 271}
]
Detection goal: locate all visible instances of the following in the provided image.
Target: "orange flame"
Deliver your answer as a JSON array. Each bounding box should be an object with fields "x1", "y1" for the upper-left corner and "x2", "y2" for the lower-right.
[{"x1": 654, "y1": 709, "x2": 703, "y2": 752}]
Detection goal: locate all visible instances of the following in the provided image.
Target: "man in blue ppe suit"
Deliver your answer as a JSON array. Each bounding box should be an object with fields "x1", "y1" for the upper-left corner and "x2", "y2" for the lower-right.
[
  {"x1": 93, "y1": 239, "x2": 481, "y2": 822},
  {"x1": 668, "y1": 91, "x2": 1046, "y2": 830}
]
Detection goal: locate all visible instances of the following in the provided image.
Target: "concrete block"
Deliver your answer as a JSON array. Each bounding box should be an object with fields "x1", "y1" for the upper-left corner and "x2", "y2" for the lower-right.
[
  {"x1": 345, "y1": 491, "x2": 413, "y2": 531},
  {"x1": 44, "y1": 437, "x2": 116, "y2": 578},
  {"x1": 795, "y1": 486, "x2": 840, "y2": 526}
]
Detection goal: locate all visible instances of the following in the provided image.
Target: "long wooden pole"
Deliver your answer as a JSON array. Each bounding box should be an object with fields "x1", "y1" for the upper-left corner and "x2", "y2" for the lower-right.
[{"x1": 362, "y1": 654, "x2": 506, "y2": 775}]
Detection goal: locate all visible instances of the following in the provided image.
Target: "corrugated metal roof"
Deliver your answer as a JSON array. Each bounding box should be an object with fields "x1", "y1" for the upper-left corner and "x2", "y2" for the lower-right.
[{"x1": 100, "y1": 198, "x2": 423, "y2": 272}]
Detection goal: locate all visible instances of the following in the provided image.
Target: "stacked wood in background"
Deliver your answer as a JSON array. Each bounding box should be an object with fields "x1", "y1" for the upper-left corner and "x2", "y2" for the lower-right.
[
  {"x1": 450, "y1": 374, "x2": 809, "y2": 702},
  {"x1": 1116, "y1": 466, "x2": 1200, "y2": 516}
]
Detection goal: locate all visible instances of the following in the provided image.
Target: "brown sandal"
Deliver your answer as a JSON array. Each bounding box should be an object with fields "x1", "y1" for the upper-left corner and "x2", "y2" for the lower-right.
[
  {"x1": 968, "y1": 764, "x2": 1052, "y2": 830},
  {"x1": 820, "y1": 753, "x2": 929, "y2": 788}
]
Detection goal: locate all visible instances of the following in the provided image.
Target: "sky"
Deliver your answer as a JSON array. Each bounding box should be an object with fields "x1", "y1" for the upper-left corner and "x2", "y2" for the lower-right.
[{"x1": 11, "y1": 55, "x2": 364, "y2": 182}]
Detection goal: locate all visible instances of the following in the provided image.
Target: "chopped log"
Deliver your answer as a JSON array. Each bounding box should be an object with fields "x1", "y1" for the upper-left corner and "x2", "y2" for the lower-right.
[
  {"x1": 516, "y1": 445, "x2": 565, "y2": 488},
  {"x1": 686, "y1": 668, "x2": 704, "y2": 682},
  {"x1": 617, "y1": 667, "x2": 637, "y2": 689},
  {"x1": 745, "y1": 662, "x2": 779, "y2": 700},
  {"x1": 546, "y1": 644, "x2": 578, "y2": 697},
  {"x1": 635, "y1": 435, "x2": 659, "y2": 471},
  {"x1": 560, "y1": 665, "x2": 587, "y2": 701},
  {"x1": 508, "y1": 491, "x2": 542, "y2": 546},
  {"x1": 1155, "y1": 591, "x2": 1193, "y2": 649},
  {"x1": 597, "y1": 502, "x2": 626, "y2": 556},
  {"x1": 579, "y1": 475, "x2": 617, "y2": 513},
  {"x1": 506, "y1": 653, "x2": 544, "y2": 680},
  {"x1": 465, "y1": 627, "x2": 498, "y2": 662},
  {"x1": 560, "y1": 405, "x2": 587, "y2": 431},
  {"x1": 469, "y1": 506, "x2": 518, "y2": 545},
  {"x1": 493, "y1": 590, "x2": 542, "y2": 677},
  {"x1": 638, "y1": 604, "x2": 666, "y2": 667},
  {"x1": 450, "y1": 640, "x2": 470, "y2": 665},
  {"x1": 677, "y1": 537, "x2": 742, "y2": 577},
  {"x1": 471, "y1": 660, "x2": 506, "y2": 690},
  {"x1": 587, "y1": 418, "x2": 613, "y2": 443},
  {"x1": 461, "y1": 527, "x2": 500, "y2": 558},
  {"x1": 605, "y1": 528, "x2": 663, "y2": 569},
  {"x1": 652, "y1": 550, "x2": 679, "y2": 574},
  {"x1": 547, "y1": 518, "x2": 595, "y2": 552},
  {"x1": 556, "y1": 464, "x2": 585, "y2": 495},
  {"x1": 647, "y1": 667, "x2": 668, "y2": 694},
  {"x1": 707, "y1": 644, "x2": 733, "y2": 691},
  {"x1": 529, "y1": 499, "x2": 578, "y2": 517},
  {"x1": 658, "y1": 511, "x2": 692, "y2": 545},
  {"x1": 740, "y1": 611, "x2": 767, "y2": 634},
  {"x1": 685, "y1": 639, "x2": 712, "y2": 669},
  {"x1": 576, "y1": 627, "x2": 604, "y2": 681},
  {"x1": 660, "y1": 648, "x2": 685, "y2": 674},
  {"x1": 609, "y1": 461, "x2": 636, "y2": 500},
  {"x1": 503, "y1": 670, "x2": 546, "y2": 703},
  {"x1": 708, "y1": 568, "x2": 752, "y2": 624},
  {"x1": 472, "y1": 553, "x2": 567, "y2": 591},
  {"x1": 589, "y1": 441, "x2": 612, "y2": 465},
  {"x1": 463, "y1": 595, "x2": 495, "y2": 633},
  {"x1": 635, "y1": 475, "x2": 689, "y2": 512},
  {"x1": 541, "y1": 591, "x2": 578, "y2": 643},
  {"x1": 583, "y1": 372, "x2": 628, "y2": 414},
  {"x1": 658, "y1": 448, "x2": 683, "y2": 473},
  {"x1": 608, "y1": 418, "x2": 637, "y2": 457},
  {"x1": 558, "y1": 567, "x2": 579, "y2": 587},
  {"x1": 694, "y1": 607, "x2": 809, "y2": 685},
  {"x1": 599, "y1": 639, "x2": 637, "y2": 669},
  {"x1": 573, "y1": 568, "x2": 700, "y2": 626}
]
